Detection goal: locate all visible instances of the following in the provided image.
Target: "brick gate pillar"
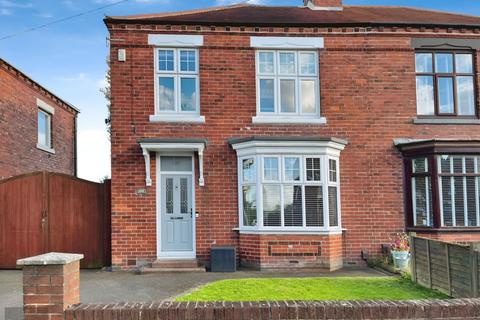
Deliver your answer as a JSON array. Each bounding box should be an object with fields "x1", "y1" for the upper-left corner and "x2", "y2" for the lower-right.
[{"x1": 17, "y1": 252, "x2": 83, "y2": 320}]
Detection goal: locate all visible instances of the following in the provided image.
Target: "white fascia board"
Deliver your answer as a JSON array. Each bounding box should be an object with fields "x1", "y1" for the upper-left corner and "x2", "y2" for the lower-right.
[
  {"x1": 37, "y1": 98, "x2": 55, "y2": 115},
  {"x1": 140, "y1": 142, "x2": 205, "y2": 153},
  {"x1": 231, "y1": 140, "x2": 346, "y2": 157},
  {"x1": 250, "y1": 36, "x2": 324, "y2": 49},
  {"x1": 148, "y1": 34, "x2": 204, "y2": 47}
]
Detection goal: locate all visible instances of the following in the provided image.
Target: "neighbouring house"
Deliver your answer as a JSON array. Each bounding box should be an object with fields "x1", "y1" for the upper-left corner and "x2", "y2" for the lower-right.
[
  {"x1": 105, "y1": 0, "x2": 480, "y2": 271},
  {"x1": 0, "y1": 58, "x2": 79, "y2": 180}
]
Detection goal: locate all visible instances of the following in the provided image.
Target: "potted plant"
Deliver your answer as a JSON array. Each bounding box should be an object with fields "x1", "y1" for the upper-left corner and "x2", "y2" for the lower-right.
[{"x1": 390, "y1": 232, "x2": 410, "y2": 270}]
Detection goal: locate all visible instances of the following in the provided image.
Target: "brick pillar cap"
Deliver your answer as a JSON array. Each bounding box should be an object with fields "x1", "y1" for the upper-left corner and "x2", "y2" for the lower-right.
[{"x1": 17, "y1": 252, "x2": 84, "y2": 266}]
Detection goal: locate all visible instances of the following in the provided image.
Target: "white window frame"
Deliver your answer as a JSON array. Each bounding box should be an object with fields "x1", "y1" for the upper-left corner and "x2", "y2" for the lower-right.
[
  {"x1": 232, "y1": 139, "x2": 347, "y2": 234},
  {"x1": 151, "y1": 47, "x2": 205, "y2": 123},
  {"x1": 253, "y1": 49, "x2": 325, "y2": 124},
  {"x1": 37, "y1": 100, "x2": 55, "y2": 154}
]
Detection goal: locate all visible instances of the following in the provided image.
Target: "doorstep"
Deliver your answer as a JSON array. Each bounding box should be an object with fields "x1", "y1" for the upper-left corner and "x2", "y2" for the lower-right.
[{"x1": 138, "y1": 259, "x2": 206, "y2": 274}]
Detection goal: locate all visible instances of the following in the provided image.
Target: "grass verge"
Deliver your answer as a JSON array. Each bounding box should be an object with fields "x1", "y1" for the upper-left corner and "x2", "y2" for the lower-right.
[{"x1": 176, "y1": 276, "x2": 448, "y2": 302}]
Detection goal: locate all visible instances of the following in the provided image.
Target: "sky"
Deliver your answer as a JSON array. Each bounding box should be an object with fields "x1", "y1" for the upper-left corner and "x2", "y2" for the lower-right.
[{"x1": 1, "y1": 0, "x2": 480, "y2": 182}]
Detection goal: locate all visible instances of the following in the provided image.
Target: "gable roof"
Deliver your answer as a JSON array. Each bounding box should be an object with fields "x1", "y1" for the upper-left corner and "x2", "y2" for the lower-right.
[
  {"x1": 0, "y1": 58, "x2": 79, "y2": 113},
  {"x1": 105, "y1": 4, "x2": 480, "y2": 28}
]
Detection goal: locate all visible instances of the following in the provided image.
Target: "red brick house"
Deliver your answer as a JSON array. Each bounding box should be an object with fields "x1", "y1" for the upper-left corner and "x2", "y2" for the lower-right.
[
  {"x1": 0, "y1": 59, "x2": 79, "y2": 180},
  {"x1": 105, "y1": 0, "x2": 480, "y2": 270}
]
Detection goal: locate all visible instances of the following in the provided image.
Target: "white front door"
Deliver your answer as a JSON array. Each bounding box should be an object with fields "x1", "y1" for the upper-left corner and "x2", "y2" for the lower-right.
[{"x1": 160, "y1": 175, "x2": 193, "y2": 253}]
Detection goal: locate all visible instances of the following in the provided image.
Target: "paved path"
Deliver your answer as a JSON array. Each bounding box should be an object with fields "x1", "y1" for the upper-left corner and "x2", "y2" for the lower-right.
[{"x1": 0, "y1": 267, "x2": 387, "y2": 320}]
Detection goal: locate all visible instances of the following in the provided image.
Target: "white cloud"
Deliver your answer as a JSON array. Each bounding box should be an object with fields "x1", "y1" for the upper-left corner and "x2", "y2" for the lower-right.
[
  {"x1": 36, "y1": 12, "x2": 53, "y2": 18},
  {"x1": 59, "y1": 72, "x2": 89, "y2": 82},
  {"x1": 77, "y1": 129, "x2": 111, "y2": 182},
  {"x1": 0, "y1": 1, "x2": 33, "y2": 8},
  {"x1": 0, "y1": 8, "x2": 11, "y2": 15}
]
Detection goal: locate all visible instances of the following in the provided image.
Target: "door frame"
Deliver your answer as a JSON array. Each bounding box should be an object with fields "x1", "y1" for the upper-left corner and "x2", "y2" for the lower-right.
[{"x1": 156, "y1": 153, "x2": 196, "y2": 259}]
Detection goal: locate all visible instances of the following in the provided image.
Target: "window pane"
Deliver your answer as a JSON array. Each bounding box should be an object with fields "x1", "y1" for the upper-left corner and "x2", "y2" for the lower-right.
[
  {"x1": 242, "y1": 186, "x2": 257, "y2": 227},
  {"x1": 454, "y1": 176, "x2": 465, "y2": 226},
  {"x1": 161, "y1": 156, "x2": 192, "y2": 171},
  {"x1": 159, "y1": 50, "x2": 174, "y2": 71},
  {"x1": 329, "y1": 159, "x2": 337, "y2": 182},
  {"x1": 435, "y1": 53, "x2": 453, "y2": 73},
  {"x1": 456, "y1": 54, "x2": 473, "y2": 73},
  {"x1": 264, "y1": 157, "x2": 279, "y2": 181},
  {"x1": 299, "y1": 52, "x2": 316, "y2": 75},
  {"x1": 300, "y1": 80, "x2": 316, "y2": 114},
  {"x1": 38, "y1": 111, "x2": 49, "y2": 146},
  {"x1": 457, "y1": 76, "x2": 475, "y2": 115},
  {"x1": 166, "y1": 178, "x2": 173, "y2": 214},
  {"x1": 415, "y1": 53, "x2": 433, "y2": 73},
  {"x1": 440, "y1": 156, "x2": 451, "y2": 174},
  {"x1": 180, "y1": 78, "x2": 196, "y2": 111},
  {"x1": 280, "y1": 79, "x2": 296, "y2": 113},
  {"x1": 180, "y1": 50, "x2": 196, "y2": 72},
  {"x1": 441, "y1": 176, "x2": 453, "y2": 226},
  {"x1": 306, "y1": 158, "x2": 321, "y2": 181},
  {"x1": 263, "y1": 185, "x2": 281, "y2": 227},
  {"x1": 284, "y1": 157, "x2": 300, "y2": 181},
  {"x1": 467, "y1": 176, "x2": 477, "y2": 226},
  {"x1": 259, "y1": 79, "x2": 275, "y2": 112},
  {"x1": 259, "y1": 52, "x2": 274, "y2": 74},
  {"x1": 306, "y1": 186, "x2": 323, "y2": 227},
  {"x1": 158, "y1": 77, "x2": 175, "y2": 111},
  {"x1": 328, "y1": 186, "x2": 338, "y2": 227},
  {"x1": 413, "y1": 176, "x2": 432, "y2": 227},
  {"x1": 416, "y1": 76, "x2": 435, "y2": 115},
  {"x1": 284, "y1": 185, "x2": 303, "y2": 227},
  {"x1": 279, "y1": 52, "x2": 295, "y2": 74},
  {"x1": 242, "y1": 158, "x2": 255, "y2": 183},
  {"x1": 180, "y1": 178, "x2": 189, "y2": 214},
  {"x1": 438, "y1": 77, "x2": 454, "y2": 114},
  {"x1": 413, "y1": 158, "x2": 428, "y2": 173}
]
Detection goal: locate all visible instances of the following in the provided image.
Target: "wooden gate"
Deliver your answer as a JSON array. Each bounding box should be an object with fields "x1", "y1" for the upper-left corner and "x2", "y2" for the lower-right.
[{"x1": 0, "y1": 172, "x2": 111, "y2": 269}]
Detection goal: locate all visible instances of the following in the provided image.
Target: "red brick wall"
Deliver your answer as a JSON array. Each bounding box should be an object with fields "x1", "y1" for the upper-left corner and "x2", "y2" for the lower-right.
[
  {"x1": 107, "y1": 23, "x2": 480, "y2": 269},
  {"x1": 240, "y1": 233, "x2": 343, "y2": 271},
  {"x1": 0, "y1": 64, "x2": 77, "y2": 180}
]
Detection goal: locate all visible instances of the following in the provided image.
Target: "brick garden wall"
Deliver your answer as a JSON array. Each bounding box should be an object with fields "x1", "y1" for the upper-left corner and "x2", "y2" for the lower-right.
[
  {"x1": 0, "y1": 62, "x2": 77, "y2": 180},
  {"x1": 65, "y1": 299, "x2": 480, "y2": 320},
  {"x1": 107, "y1": 22, "x2": 480, "y2": 269}
]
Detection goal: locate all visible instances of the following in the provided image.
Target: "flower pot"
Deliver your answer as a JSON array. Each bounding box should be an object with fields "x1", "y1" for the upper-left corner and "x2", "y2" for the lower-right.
[{"x1": 391, "y1": 250, "x2": 410, "y2": 270}]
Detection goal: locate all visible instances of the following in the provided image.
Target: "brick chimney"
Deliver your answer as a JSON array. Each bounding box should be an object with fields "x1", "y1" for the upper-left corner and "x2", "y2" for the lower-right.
[{"x1": 304, "y1": 0, "x2": 343, "y2": 10}]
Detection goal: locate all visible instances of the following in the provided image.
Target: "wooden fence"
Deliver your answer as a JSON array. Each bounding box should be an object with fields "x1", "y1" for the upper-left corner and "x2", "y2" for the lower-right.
[
  {"x1": 411, "y1": 236, "x2": 480, "y2": 298},
  {"x1": 0, "y1": 172, "x2": 111, "y2": 269}
]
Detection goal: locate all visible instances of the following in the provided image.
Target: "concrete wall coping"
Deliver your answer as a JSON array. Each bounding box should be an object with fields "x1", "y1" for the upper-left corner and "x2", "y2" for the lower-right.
[{"x1": 17, "y1": 252, "x2": 84, "y2": 266}]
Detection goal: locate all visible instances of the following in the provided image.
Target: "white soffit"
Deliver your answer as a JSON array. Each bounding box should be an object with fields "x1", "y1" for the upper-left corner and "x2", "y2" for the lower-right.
[
  {"x1": 250, "y1": 36, "x2": 324, "y2": 49},
  {"x1": 148, "y1": 34, "x2": 204, "y2": 47}
]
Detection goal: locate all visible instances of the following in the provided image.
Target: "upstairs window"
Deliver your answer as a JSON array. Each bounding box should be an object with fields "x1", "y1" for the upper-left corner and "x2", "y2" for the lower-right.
[
  {"x1": 415, "y1": 51, "x2": 476, "y2": 117},
  {"x1": 256, "y1": 50, "x2": 320, "y2": 119},
  {"x1": 38, "y1": 109, "x2": 52, "y2": 149},
  {"x1": 155, "y1": 48, "x2": 199, "y2": 115}
]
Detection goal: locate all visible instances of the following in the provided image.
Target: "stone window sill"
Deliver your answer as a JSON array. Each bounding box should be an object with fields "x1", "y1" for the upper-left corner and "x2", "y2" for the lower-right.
[
  {"x1": 149, "y1": 115, "x2": 205, "y2": 124},
  {"x1": 413, "y1": 118, "x2": 480, "y2": 125},
  {"x1": 252, "y1": 116, "x2": 327, "y2": 125},
  {"x1": 233, "y1": 227, "x2": 344, "y2": 235},
  {"x1": 37, "y1": 144, "x2": 55, "y2": 154}
]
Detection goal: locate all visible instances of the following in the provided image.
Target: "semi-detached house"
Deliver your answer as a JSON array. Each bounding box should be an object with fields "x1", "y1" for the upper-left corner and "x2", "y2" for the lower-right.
[{"x1": 105, "y1": 0, "x2": 480, "y2": 270}]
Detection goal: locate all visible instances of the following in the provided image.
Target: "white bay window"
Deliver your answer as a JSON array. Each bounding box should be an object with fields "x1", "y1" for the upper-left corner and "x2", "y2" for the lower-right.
[{"x1": 231, "y1": 137, "x2": 346, "y2": 233}]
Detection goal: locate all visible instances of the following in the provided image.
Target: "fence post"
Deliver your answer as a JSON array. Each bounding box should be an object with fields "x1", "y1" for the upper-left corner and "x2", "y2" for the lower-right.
[
  {"x1": 426, "y1": 239, "x2": 432, "y2": 289},
  {"x1": 17, "y1": 252, "x2": 83, "y2": 320},
  {"x1": 410, "y1": 236, "x2": 417, "y2": 283},
  {"x1": 470, "y1": 244, "x2": 479, "y2": 297},
  {"x1": 446, "y1": 243, "x2": 452, "y2": 296}
]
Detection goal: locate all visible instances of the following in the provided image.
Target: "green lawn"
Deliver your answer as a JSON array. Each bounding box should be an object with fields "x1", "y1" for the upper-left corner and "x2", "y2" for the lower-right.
[{"x1": 176, "y1": 277, "x2": 448, "y2": 302}]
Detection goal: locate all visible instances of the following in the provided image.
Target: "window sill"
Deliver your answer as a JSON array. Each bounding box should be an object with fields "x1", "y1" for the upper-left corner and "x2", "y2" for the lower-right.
[
  {"x1": 37, "y1": 144, "x2": 55, "y2": 154},
  {"x1": 252, "y1": 116, "x2": 327, "y2": 125},
  {"x1": 413, "y1": 118, "x2": 480, "y2": 125},
  {"x1": 149, "y1": 115, "x2": 205, "y2": 124},
  {"x1": 233, "y1": 228, "x2": 343, "y2": 235}
]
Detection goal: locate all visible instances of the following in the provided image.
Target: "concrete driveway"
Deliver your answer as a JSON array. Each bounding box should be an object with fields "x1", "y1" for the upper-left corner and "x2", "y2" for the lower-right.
[{"x1": 0, "y1": 267, "x2": 387, "y2": 320}]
